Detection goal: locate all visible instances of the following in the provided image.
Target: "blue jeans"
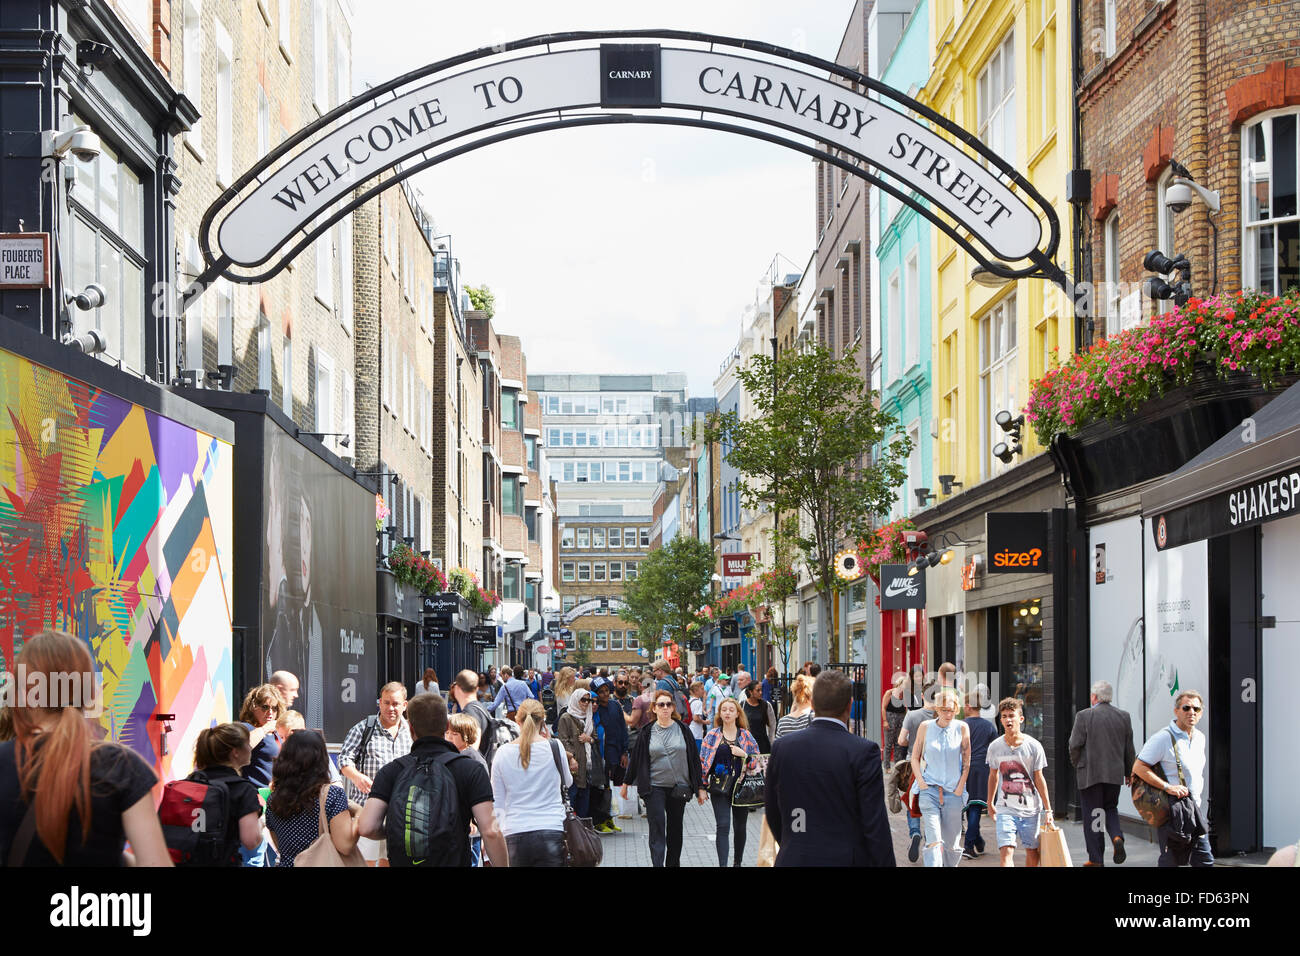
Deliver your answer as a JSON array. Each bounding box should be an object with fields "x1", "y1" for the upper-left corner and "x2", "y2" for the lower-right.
[
  {"x1": 965, "y1": 768, "x2": 988, "y2": 851},
  {"x1": 1157, "y1": 827, "x2": 1214, "y2": 867},
  {"x1": 240, "y1": 836, "x2": 277, "y2": 867},
  {"x1": 918, "y1": 787, "x2": 963, "y2": 867}
]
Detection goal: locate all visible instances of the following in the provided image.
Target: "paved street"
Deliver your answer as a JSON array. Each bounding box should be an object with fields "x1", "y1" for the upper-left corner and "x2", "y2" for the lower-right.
[{"x1": 599, "y1": 788, "x2": 1164, "y2": 867}]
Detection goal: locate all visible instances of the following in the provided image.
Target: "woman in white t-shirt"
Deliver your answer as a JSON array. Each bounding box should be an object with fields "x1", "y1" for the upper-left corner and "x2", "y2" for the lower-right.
[
  {"x1": 490, "y1": 699, "x2": 573, "y2": 867},
  {"x1": 688, "y1": 680, "x2": 707, "y2": 743},
  {"x1": 413, "y1": 668, "x2": 440, "y2": 698}
]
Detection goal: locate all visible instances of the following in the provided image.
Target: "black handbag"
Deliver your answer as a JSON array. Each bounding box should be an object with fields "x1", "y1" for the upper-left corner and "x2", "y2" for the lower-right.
[
  {"x1": 707, "y1": 734, "x2": 741, "y2": 799},
  {"x1": 550, "y1": 741, "x2": 603, "y2": 867}
]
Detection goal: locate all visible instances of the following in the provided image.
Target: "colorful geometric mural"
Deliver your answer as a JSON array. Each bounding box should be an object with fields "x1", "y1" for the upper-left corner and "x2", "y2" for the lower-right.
[{"x1": 0, "y1": 345, "x2": 233, "y2": 782}]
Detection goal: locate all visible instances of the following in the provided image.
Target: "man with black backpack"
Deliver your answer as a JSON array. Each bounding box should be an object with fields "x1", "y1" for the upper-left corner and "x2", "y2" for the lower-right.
[{"x1": 359, "y1": 694, "x2": 507, "y2": 867}]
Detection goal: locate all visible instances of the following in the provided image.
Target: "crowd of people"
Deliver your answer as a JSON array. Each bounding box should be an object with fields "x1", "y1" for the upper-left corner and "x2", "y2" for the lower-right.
[{"x1": 1, "y1": 629, "x2": 1290, "y2": 869}]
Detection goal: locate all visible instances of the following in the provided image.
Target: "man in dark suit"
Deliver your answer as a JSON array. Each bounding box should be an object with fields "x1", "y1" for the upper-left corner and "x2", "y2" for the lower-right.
[
  {"x1": 1068, "y1": 679, "x2": 1137, "y2": 866},
  {"x1": 764, "y1": 669, "x2": 896, "y2": 866}
]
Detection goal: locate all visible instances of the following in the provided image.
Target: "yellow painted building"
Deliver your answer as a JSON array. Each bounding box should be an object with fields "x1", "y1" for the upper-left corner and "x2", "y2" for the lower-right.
[{"x1": 918, "y1": 0, "x2": 1075, "y2": 489}]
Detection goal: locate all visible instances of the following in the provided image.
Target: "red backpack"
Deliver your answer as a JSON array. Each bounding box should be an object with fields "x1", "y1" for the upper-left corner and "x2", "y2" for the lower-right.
[{"x1": 159, "y1": 771, "x2": 241, "y2": 866}]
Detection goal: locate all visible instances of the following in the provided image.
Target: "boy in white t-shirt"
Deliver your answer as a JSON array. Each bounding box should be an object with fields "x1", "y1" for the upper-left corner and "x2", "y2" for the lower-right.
[
  {"x1": 688, "y1": 681, "x2": 707, "y2": 742},
  {"x1": 986, "y1": 697, "x2": 1054, "y2": 867}
]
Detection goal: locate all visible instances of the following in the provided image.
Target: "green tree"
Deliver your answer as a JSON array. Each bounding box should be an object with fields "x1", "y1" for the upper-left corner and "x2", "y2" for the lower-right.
[
  {"x1": 759, "y1": 516, "x2": 803, "y2": 677},
  {"x1": 708, "y1": 344, "x2": 910, "y2": 661},
  {"x1": 466, "y1": 284, "x2": 496, "y2": 320},
  {"x1": 622, "y1": 535, "x2": 715, "y2": 658}
]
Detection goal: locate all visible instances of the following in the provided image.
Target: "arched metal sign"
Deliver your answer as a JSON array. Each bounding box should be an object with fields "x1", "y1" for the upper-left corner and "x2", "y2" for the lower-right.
[
  {"x1": 193, "y1": 31, "x2": 1063, "y2": 295},
  {"x1": 562, "y1": 597, "x2": 627, "y2": 624}
]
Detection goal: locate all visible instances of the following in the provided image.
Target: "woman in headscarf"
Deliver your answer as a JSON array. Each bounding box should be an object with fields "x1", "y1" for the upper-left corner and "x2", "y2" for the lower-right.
[{"x1": 557, "y1": 687, "x2": 605, "y2": 821}]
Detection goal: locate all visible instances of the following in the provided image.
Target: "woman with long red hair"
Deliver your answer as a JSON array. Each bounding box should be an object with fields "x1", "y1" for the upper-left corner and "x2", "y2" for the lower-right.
[{"x1": 0, "y1": 631, "x2": 171, "y2": 866}]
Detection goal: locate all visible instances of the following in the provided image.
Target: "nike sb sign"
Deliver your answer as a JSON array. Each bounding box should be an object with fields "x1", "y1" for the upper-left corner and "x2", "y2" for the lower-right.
[{"x1": 879, "y1": 563, "x2": 925, "y2": 609}]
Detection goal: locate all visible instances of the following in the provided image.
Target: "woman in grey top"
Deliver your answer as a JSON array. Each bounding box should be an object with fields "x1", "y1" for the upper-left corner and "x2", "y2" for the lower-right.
[{"x1": 622, "y1": 689, "x2": 705, "y2": 867}]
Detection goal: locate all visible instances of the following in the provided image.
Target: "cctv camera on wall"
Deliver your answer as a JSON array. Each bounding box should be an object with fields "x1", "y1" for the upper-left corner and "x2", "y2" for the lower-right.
[
  {"x1": 1165, "y1": 177, "x2": 1220, "y2": 215},
  {"x1": 42, "y1": 125, "x2": 102, "y2": 162}
]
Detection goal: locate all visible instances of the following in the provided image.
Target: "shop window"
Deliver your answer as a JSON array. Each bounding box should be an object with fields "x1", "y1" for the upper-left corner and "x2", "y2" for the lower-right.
[
  {"x1": 977, "y1": 31, "x2": 1016, "y2": 168},
  {"x1": 1000, "y1": 600, "x2": 1044, "y2": 739},
  {"x1": 67, "y1": 125, "x2": 146, "y2": 376},
  {"x1": 1103, "y1": 211, "x2": 1121, "y2": 335},
  {"x1": 979, "y1": 293, "x2": 1017, "y2": 479},
  {"x1": 849, "y1": 583, "x2": 868, "y2": 612},
  {"x1": 1243, "y1": 111, "x2": 1300, "y2": 295}
]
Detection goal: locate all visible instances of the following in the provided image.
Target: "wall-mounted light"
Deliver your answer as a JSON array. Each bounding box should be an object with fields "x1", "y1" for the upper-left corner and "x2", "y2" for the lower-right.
[
  {"x1": 938, "y1": 474, "x2": 964, "y2": 495},
  {"x1": 914, "y1": 487, "x2": 937, "y2": 508},
  {"x1": 992, "y1": 410, "x2": 1024, "y2": 464}
]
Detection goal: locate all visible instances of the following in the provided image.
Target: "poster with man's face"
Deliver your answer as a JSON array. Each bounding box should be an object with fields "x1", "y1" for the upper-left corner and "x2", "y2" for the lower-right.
[{"x1": 262, "y1": 420, "x2": 376, "y2": 743}]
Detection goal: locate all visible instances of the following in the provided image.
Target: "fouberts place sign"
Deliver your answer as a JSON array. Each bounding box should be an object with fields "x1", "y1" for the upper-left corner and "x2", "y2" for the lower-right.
[
  {"x1": 204, "y1": 37, "x2": 1049, "y2": 281},
  {"x1": 1154, "y1": 467, "x2": 1300, "y2": 550}
]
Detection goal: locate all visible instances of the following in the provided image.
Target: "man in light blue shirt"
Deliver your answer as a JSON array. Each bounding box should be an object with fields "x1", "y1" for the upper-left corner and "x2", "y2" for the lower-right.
[
  {"x1": 489, "y1": 665, "x2": 535, "y2": 716},
  {"x1": 1134, "y1": 689, "x2": 1212, "y2": 867}
]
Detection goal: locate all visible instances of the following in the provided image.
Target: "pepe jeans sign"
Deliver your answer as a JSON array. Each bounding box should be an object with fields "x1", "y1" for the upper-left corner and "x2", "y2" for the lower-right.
[
  {"x1": 1154, "y1": 466, "x2": 1300, "y2": 550},
  {"x1": 208, "y1": 40, "x2": 1045, "y2": 275},
  {"x1": 879, "y1": 563, "x2": 925, "y2": 609}
]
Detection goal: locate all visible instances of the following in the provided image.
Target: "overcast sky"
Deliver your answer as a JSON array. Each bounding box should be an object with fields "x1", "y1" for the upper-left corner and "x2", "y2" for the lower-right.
[{"x1": 351, "y1": 2, "x2": 856, "y2": 397}]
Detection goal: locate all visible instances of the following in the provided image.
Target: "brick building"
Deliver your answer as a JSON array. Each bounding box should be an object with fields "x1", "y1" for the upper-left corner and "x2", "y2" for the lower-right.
[
  {"x1": 1079, "y1": 0, "x2": 1300, "y2": 331},
  {"x1": 170, "y1": 0, "x2": 356, "y2": 447}
]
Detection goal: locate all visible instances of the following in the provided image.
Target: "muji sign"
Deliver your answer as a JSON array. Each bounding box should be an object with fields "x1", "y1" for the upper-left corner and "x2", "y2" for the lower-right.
[{"x1": 196, "y1": 32, "x2": 1058, "y2": 291}]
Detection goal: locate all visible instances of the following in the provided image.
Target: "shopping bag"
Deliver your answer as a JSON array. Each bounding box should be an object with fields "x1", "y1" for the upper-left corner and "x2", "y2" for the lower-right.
[
  {"x1": 1037, "y1": 822, "x2": 1073, "y2": 867},
  {"x1": 757, "y1": 815, "x2": 779, "y2": 867}
]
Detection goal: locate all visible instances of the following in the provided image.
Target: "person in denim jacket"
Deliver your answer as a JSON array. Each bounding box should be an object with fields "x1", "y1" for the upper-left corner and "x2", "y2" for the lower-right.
[{"x1": 701, "y1": 699, "x2": 761, "y2": 867}]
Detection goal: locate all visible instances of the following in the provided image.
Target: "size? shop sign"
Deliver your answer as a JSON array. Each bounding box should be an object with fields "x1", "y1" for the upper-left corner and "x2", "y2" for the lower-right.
[
  {"x1": 986, "y1": 512, "x2": 1049, "y2": 573},
  {"x1": 0, "y1": 234, "x2": 50, "y2": 289}
]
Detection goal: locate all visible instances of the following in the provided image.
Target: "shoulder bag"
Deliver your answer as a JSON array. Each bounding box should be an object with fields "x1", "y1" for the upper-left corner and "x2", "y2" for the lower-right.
[
  {"x1": 1130, "y1": 728, "x2": 1185, "y2": 828},
  {"x1": 707, "y1": 733, "x2": 741, "y2": 799},
  {"x1": 295, "y1": 786, "x2": 365, "y2": 867},
  {"x1": 731, "y1": 752, "x2": 767, "y2": 809},
  {"x1": 549, "y1": 740, "x2": 603, "y2": 867}
]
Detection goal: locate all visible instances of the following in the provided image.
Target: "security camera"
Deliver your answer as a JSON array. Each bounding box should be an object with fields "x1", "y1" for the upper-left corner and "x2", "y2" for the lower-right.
[
  {"x1": 1165, "y1": 177, "x2": 1220, "y2": 215},
  {"x1": 1165, "y1": 182, "x2": 1194, "y2": 215},
  {"x1": 42, "y1": 125, "x2": 102, "y2": 162},
  {"x1": 66, "y1": 283, "x2": 106, "y2": 311}
]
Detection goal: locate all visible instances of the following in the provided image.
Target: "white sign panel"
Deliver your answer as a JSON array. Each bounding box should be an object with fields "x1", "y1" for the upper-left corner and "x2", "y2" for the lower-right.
[
  {"x1": 0, "y1": 233, "x2": 50, "y2": 288},
  {"x1": 1088, "y1": 516, "x2": 1145, "y2": 819},
  {"x1": 661, "y1": 49, "x2": 1041, "y2": 260},
  {"x1": 1142, "y1": 523, "x2": 1209, "y2": 803},
  {"x1": 214, "y1": 44, "x2": 1044, "y2": 270},
  {"x1": 218, "y1": 50, "x2": 602, "y2": 265},
  {"x1": 1261, "y1": 513, "x2": 1300, "y2": 846}
]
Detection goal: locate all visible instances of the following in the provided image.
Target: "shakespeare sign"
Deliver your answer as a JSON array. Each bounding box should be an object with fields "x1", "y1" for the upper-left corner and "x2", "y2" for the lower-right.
[{"x1": 196, "y1": 32, "x2": 1058, "y2": 289}]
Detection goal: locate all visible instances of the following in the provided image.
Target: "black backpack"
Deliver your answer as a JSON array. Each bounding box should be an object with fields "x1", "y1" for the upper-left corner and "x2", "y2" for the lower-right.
[
  {"x1": 384, "y1": 751, "x2": 466, "y2": 866},
  {"x1": 465, "y1": 701, "x2": 518, "y2": 769}
]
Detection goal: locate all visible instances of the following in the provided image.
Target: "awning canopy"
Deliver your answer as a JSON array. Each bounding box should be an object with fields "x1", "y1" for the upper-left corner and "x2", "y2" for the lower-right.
[{"x1": 1141, "y1": 378, "x2": 1300, "y2": 549}]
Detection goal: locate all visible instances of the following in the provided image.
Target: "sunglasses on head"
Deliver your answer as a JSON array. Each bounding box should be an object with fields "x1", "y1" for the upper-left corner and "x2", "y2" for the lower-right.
[{"x1": 1181, "y1": 704, "x2": 1202, "y2": 712}]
